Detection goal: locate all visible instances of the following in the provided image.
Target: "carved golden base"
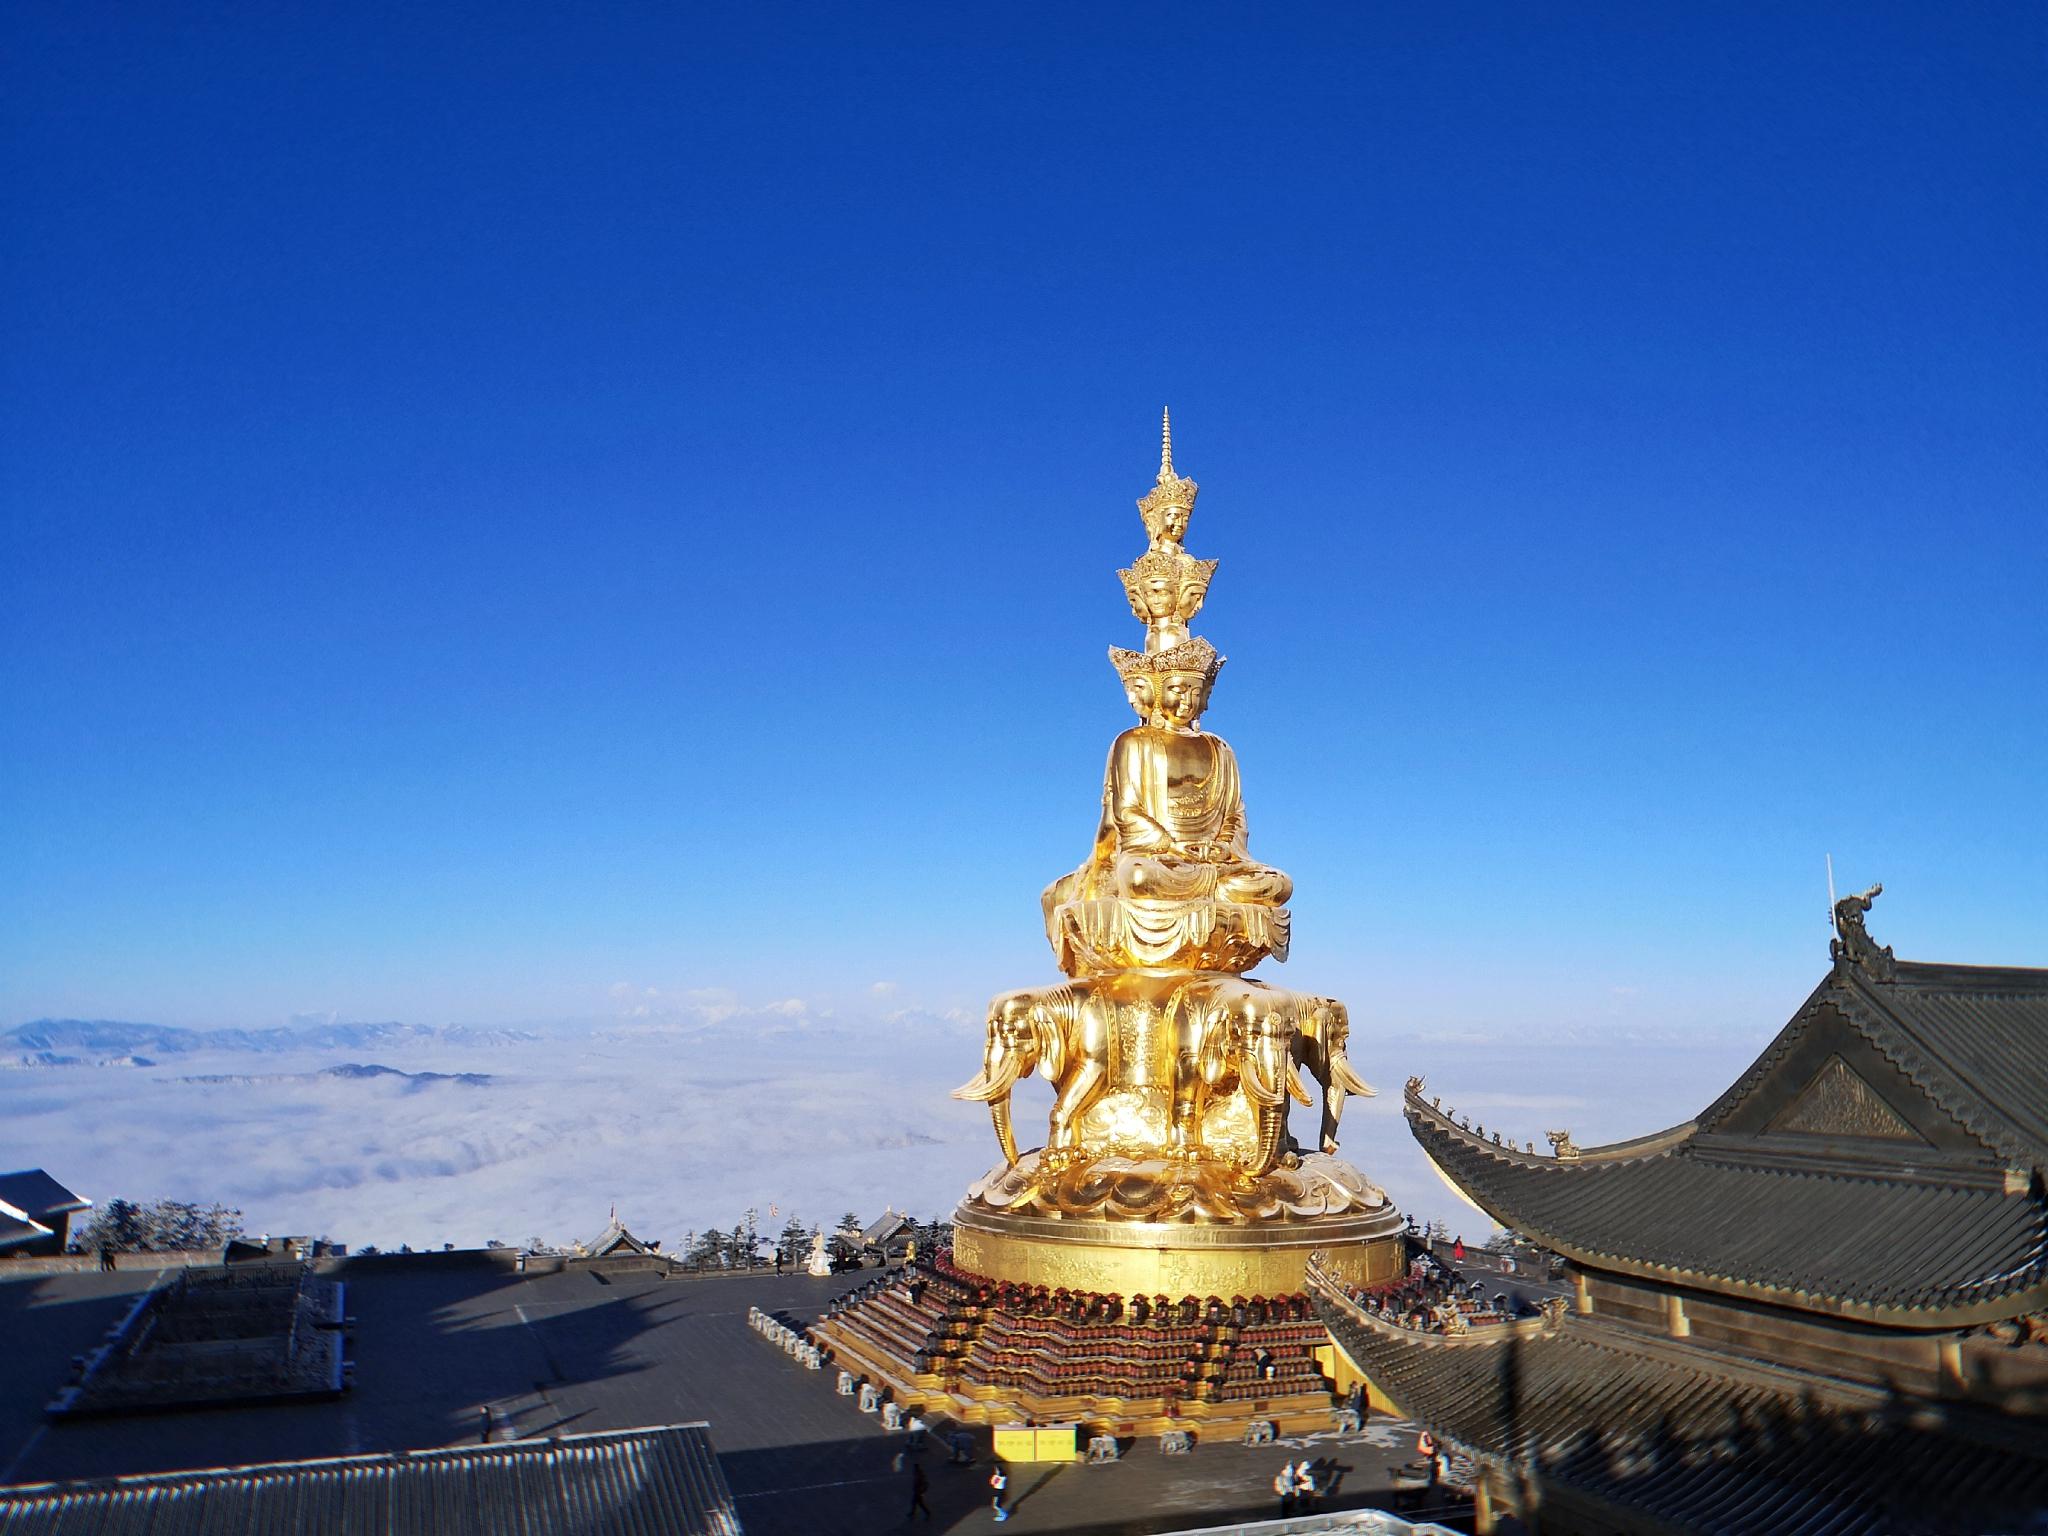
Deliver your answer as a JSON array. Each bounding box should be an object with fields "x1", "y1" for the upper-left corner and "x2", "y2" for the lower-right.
[{"x1": 950, "y1": 1195, "x2": 1407, "y2": 1297}]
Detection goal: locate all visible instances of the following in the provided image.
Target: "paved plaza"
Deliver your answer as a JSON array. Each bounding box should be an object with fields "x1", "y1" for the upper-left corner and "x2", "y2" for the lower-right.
[{"x1": 0, "y1": 1260, "x2": 1474, "y2": 1534}]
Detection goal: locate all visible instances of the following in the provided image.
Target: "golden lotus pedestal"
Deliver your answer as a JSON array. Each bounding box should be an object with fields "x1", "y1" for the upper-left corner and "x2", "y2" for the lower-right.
[
  {"x1": 951, "y1": 1202, "x2": 1407, "y2": 1296},
  {"x1": 951, "y1": 1149, "x2": 1408, "y2": 1295}
]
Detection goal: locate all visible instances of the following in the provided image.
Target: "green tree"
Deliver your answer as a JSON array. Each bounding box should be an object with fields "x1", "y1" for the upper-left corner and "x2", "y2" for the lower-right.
[
  {"x1": 838, "y1": 1210, "x2": 863, "y2": 1236},
  {"x1": 776, "y1": 1217, "x2": 809, "y2": 1265},
  {"x1": 73, "y1": 1197, "x2": 243, "y2": 1255},
  {"x1": 72, "y1": 1198, "x2": 145, "y2": 1253}
]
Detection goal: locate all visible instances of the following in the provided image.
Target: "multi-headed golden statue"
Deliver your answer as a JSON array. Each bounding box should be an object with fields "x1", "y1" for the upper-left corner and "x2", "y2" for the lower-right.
[{"x1": 949, "y1": 413, "x2": 1404, "y2": 1295}]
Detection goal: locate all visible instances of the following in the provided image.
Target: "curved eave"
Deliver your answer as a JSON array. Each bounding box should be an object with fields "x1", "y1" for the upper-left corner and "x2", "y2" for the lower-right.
[
  {"x1": 1404, "y1": 1085, "x2": 1697, "y2": 1165},
  {"x1": 1403, "y1": 1086, "x2": 2048, "y2": 1328}
]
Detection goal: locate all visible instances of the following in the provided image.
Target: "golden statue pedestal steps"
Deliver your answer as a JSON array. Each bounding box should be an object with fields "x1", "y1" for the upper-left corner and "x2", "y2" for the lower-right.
[{"x1": 813, "y1": 415, "x2": 1403, "y2": 1428}]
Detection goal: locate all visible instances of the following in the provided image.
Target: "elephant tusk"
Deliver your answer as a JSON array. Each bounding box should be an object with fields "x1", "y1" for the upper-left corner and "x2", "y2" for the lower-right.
[
  {"x1": 1332, "y1": 1055, "x2": 1376, "y2": 1099},
  {"x1": 952, "y1": 1056, "x2": 1022, "y2": 1103},
  {"x1": 1241, "y1": 1054, "x2": 1280, "y2": 1106},
  {"x1": 1286, "y1": 1066, "x2": 1314, "y2": 1107}
]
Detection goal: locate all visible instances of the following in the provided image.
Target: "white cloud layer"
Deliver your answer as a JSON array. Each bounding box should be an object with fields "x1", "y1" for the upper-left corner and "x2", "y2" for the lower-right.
[{"x1": 3, "y1": 1004, "x2": 1765, "y2": 1253}]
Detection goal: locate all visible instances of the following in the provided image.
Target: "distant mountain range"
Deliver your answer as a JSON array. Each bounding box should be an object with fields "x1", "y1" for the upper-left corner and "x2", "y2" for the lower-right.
[
  {"x1": 177, "y1": 1062, "x2": 494, "y2": 1089},
  {"x1": 2, "y1": 1018, "x2": 537, "y2": 1063}
]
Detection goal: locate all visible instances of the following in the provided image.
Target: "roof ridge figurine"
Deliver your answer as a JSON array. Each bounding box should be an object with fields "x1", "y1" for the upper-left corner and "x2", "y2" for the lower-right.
[{"x1": 1831, "y1": 882, "x2": 1897, "y2": 983}]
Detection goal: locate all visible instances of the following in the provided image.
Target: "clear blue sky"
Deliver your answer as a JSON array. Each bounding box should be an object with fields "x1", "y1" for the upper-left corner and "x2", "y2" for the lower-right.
[{"x1": 5, "y1": 5, "x2": 2043, "y2": 1033}]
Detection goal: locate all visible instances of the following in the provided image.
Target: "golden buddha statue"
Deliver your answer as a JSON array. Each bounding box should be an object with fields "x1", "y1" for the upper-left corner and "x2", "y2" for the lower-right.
[
  {"x1": 951, "y1": 412, "x2": 1394, "y2": 1273},
  {"x1": 1040, "y1": 421, "x2": 1292, "y2": 976},
  {"x1": 1042, "y1": 636, "x2": 1293, "y2": 973}
]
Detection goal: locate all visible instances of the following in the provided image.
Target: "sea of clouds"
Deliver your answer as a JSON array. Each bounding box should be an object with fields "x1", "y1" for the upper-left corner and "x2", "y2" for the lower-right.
[{"x1": 1, "y1": 994, "x2": 1768, "y2": 1253}]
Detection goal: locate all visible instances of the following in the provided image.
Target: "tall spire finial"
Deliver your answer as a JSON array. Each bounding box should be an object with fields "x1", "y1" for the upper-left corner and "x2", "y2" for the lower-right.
[{"x1": 1159, "y1": 407, "x2": 1174, "y2": 481}]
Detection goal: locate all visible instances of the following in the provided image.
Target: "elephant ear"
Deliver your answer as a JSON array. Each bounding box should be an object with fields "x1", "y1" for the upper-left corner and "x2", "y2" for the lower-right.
[
  {"x1": 1197, "y1": 1005, "x2": 1234, "y2": 1084},
  {"x1": 1033, "y1": 999, "x2": 1067, "y2": 1086}
]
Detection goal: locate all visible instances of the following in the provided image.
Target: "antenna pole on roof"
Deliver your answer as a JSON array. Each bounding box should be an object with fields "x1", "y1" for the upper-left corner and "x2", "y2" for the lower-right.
[{"x1": 1826, "y1": 854, "x2": 1838, "y2": 933}]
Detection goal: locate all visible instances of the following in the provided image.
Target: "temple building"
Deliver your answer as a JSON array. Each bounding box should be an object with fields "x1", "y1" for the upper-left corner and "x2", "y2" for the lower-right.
[
  {"x1": 1311, "y1": 890, "x2": 2048, "y2": 1534},
  {"x1": 0, "y1": 1171, "x2": 91, "y2": 1259}
]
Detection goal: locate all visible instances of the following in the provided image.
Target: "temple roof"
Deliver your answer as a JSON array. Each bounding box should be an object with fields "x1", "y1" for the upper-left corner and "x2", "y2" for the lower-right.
[
  {"x1": 0, "y1": 1204, "x2": 54, "y2": 1252},
  {"x1": 1407, "y1": 956, "x2": 2048, "y2": 1323},
  {"x1": 582, "y1": 1215, "x2": 657, "y2": 1258},
  {"x1": 859, "y1": 1210, "x2": 917, "y2": 1247},
  {"x1": 1313, "y1": 1283, "x2": 2048, "y2": 1536},
  {"x1": 0, "y1": 1169, "x2": 91, "y2": 1222},
  {"x1": 0, "y1": 1424, "x2": 742, "y2": 1536},
  {"x1": 1703, "y1": 960, "x2": 2048, "y2": 1167}
]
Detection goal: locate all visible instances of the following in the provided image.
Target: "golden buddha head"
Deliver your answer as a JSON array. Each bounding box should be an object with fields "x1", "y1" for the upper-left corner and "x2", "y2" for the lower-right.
[
  {"x1": 1118, "y1": 549, "x2": 1219, "y2": 630},
  {"x1": 1156, "y1": 667, "x2": 1213, "y2": 731},
  {"x1": 1138, "y1": 408, "x2": 1198, "y2": 549},
  {"x1": 1109, "y1": 636, "x2": 1222, "y2": 731},
  {"x1": 1140, "y1": 490, "x2": 1195, "y2": 549},
  {"x1": 1121, "y1": 672, "x2": 1158, "y2": 725}
]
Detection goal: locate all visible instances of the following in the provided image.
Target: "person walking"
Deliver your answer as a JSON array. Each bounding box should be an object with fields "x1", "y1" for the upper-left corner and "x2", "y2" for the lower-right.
[
  {"x1": 1273, "y1": 1461, "x2": 1296, "y2": 1518},
  {"x1": 990, "y1": 1464, "x2": 1009, "y2": 1522},
  {"x1": 478, "y1": 1406, "x2": 494, "y2": 1444},
  {"x1": 906, "y1": 1460, "x2": 932, "y2": 1522},
  {"x1": 1294, "y1": 1460, "x2": 1319, "y2": 1513}
]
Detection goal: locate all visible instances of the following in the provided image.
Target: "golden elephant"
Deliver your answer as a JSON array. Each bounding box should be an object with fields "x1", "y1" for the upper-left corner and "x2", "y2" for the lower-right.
[
  {"x1": 950, "y1": 984, "x2": 1113, "y2": 1165},
  {"x1": 1292, "y1": 996, "x2": 1375, "y2": 1154},
  {"x1": 1168, "y1": 976, "x2": 1312, "y2": 1176}
]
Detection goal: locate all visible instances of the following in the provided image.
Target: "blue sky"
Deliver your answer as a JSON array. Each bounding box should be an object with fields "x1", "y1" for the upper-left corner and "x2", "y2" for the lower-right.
[{"x1": 5, "y1": 4, "x2": 2043, "y2": 1039}]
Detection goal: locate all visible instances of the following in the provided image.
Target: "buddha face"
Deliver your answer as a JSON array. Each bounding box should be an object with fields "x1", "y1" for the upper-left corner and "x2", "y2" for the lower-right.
[
  {"x1": 1157, "y1": 503, "x2": 1190, "y2": 544},
  {"x1": 1156, "y1": 669, "x2": 1210, "y2": 730},
  {"x1": 1138, "y1": 571, "x2": 1177, "y2": 618},
  {"x1": 1122, "y1": 674, "x2": 1158, "y2": 723}
]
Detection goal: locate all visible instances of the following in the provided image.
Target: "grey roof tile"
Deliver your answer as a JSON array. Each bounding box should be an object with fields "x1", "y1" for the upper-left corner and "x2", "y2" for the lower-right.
[
  {"x1": 0, "y1": 1425, "x2": 741, "y2": 1536},
  {"x1": 1313, "y1": 1286, "x2": 2048, "y2": 1536},
  {"x1": 1409, "y1": 1100, "x2": 2048, "y2": 1317},
  {"x1": 1407, "y1": 954, "x2": 2048, "y2": 1320}
]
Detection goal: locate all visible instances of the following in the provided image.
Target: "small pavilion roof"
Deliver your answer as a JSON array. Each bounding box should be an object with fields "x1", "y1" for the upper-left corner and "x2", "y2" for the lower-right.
[
  {"x1": 1406, "y1": 952, "x2": 2048, "y2": 1324},
  {"x1": 582, "y1": 1214, "x2": 657, "y2": 1258},
  {"x1": 859, "y1": 1210, "x2": 916, "y2": 1247}
]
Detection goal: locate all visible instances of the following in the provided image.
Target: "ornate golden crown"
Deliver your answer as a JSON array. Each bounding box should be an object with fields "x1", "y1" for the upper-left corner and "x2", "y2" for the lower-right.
[
  {"x1": 1137, "y1": 407, "x2": 1198, "y2": 538},
  {"x1": 1108, "y1": 635, "x2": 1224, "y2": 684},
  {"x1": 1117, "y1": 548, "x2": 1219, "y2": 625}
]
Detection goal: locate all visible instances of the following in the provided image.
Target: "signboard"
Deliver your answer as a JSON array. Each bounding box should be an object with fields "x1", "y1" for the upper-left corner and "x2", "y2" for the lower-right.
[{"x1": 991, "y1": 1423, "x2": 1080, "y2": 1462}]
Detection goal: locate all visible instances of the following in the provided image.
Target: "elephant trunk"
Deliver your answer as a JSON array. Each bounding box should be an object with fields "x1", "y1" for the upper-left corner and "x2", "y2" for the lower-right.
[
  {"x1": 1249, "y1": 1101, "x2": 1288, "y2": 1176},
  {"x1": 990, "y1": 1096, "x2": 1018, "y2": 1166},
  {"x1": 953, "y1": 1053, "x2": 1024, "y2": 1165}
]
